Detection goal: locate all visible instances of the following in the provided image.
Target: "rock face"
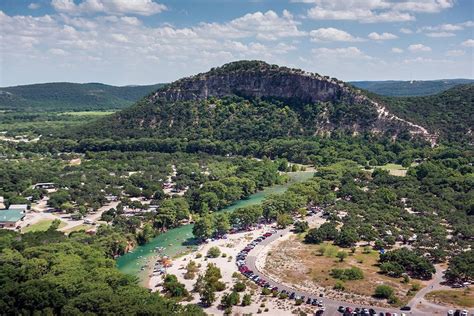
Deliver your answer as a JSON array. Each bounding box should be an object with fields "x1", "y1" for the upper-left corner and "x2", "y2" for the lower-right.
[
  {"x1": 150, "y1": 61, "x2": 436, "y2": 144},
  {"x1": 152, "y1": 60, "x2": 356, "y2": 104}
]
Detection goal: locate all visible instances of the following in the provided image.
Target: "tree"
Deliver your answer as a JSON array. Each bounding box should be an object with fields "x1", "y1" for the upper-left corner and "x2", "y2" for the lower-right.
[
  {"x1": 214, "y1": 213, "x2": 230, "y2": 236},
  {"x1": 200, "y1": 283, "x2": 216, "y2": 307},
  {"x1": 276, "y1": 213, "x2": 293, "y2": 229},
  {"x1": 336, "y1": 251, "x2": 348, "y2": 262},
  {"x1": 305, "y1": 222, "x2": 339, "y2": 244},
  {"x1": 242, "y1": 294, "x2": 251, "y2": 306},
  {"x1": 445, "y1": 250, "x2": 474, "y2": 283},
  {"x1": 233, "y1": 282, "x2": 246, "y2": 292},
  {"x1": 374, "y1": 285, "x2": 394, "y2": 299},
  {"x1": 163, "y1": 274, "x2": 188, "y2": 298},
  {"x1": 335, "y1": 227, "x2": 359, "y2": 248},
  {"x1": 293, "y1": 220, "x2": 309, "y2": 233},
  {"x1": 221, "y1": 291, "x2": 240, "y2": 308},
  {"x1": 207, "y1": 246, "x2": 221, "y2": 258},
  {"x1": 193, "y1": 214, "x2": 214, "y2": 241}
]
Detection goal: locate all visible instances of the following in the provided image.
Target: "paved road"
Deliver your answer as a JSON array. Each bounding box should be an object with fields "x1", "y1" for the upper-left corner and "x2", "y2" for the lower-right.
[{"x1": 243, "y1": 219, "x2": 445, "y2": 316}]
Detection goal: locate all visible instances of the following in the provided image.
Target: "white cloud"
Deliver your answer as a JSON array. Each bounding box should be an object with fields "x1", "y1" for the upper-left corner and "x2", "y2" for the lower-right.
[
  {"x1": 391, "y1": 0, "x2": 454, "y2": 13},
  {"x1": 408, "y1": 43, "x2": 432, "y2": 52},
  {"x1": 301, "y1": 0, "x2": 454, "y2": 23},
  {"x1": 446, "y1": 49, "x2": 465, "y2": 57},
  {"x1": 312, "y1": 46, "x2": 372, "y2": 59},
  {"x1": 28, "y1": 3, "x2": 41, "y2": 9},
  {"x1": 51, "y1": 0, "x2": 167, "y2": 16},
  {"x1": 368, "y1": 32, "x2": 398, "y2": 40},
  {"x1": 310, "y1": 27, "x2": 363, "y2": 42},
  {"x1": 425, "y1": 31, "x2": 455, "y2": 37},
  {"x1": 400, "y1": 28, "x2": 413, "y2": 34},
  {"x1": 418, "y1": 21, "x2": 474, "y2": 36},
  {"x1": 48, "y1": 48, "x2": 67, "y2": 55},
  {"x1": 197, "y1": 10, "x2": 305, "y2": 41},
  {"x1": 461, "y1": 39, "x2": 474, "y2": 47},
  {"x1": 391, "y1": 47, "x2": 404, "y2": 53}
]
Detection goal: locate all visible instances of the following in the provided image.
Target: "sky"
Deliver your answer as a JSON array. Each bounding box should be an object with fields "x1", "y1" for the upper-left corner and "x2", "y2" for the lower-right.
[{"x1": 0, "y1": 0, "x2": 473, "y2": 86}]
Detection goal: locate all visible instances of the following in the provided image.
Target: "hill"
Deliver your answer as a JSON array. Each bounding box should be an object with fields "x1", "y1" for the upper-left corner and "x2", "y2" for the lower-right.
[
  {"x1": 383, "y1": 84, "x2": 474, "y2": 142},
  {"x1": 350, "y1": 79, "x2": 473, "y2": 97},
  {"x1": 78, "y1": 60, "x2": 435, "y2": 143},
  {"x1": 0, "y1": 82, "x2": 164, "y2": 112}
]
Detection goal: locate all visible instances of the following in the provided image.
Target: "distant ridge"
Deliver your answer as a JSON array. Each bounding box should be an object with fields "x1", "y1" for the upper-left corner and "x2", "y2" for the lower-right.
[
  {"x1": 350, "y1": 79, "x2": 473, "y2": 97},
  {"x1": 0, "y1": 82, "x2": 165, "y2": 112}
]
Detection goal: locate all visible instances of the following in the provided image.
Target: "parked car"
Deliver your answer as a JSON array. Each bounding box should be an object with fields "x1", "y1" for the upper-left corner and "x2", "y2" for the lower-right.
[
  {"x1": 400, "y1": 306, "x2": 411, "y2": 311},
  {"x1": 289, "y1": 292, "x2": 296, "y2": 299}
]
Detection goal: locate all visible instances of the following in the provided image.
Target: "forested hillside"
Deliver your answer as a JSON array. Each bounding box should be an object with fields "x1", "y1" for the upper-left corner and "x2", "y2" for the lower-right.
[
  {"x1": 74, "y1": 61, "x2": 434, "y2": 142},
  {"x1": 383, "y1": 84, "x2": 474, "y2": 142},
  {"x1": 0, "y1": 82, "x2": 164, "y2": 112},
  {"x1": 351, "y1": 79, "x2": 473, "y2": 96}
]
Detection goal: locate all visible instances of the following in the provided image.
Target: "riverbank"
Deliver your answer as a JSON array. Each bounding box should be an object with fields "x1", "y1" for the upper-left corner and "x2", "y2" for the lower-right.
[{"x1": 116, "y1": 170, "x2": 316, "y2": 283}]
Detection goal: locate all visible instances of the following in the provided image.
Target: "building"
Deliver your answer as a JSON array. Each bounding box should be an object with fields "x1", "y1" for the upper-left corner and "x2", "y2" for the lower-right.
[
  {"x1": 8, "y1": 204, "x2": 29, "y2": 213},
  {"x1": 0, "y1": 209, "x2": 25, "y2": 228},
  {"x1": 33, "y1": 182, "x2": 55, "y2": 189}
]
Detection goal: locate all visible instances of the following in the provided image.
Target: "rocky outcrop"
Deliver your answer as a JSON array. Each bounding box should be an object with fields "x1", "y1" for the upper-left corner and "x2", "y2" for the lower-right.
[{"x1": 150, "y1": 61, "x2": 436, "y2": 144}]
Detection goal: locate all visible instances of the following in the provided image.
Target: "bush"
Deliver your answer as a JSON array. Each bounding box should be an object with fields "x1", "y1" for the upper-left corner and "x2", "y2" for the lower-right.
[
  {"x1": 233, "y1": 282, "x2": 246, "y2": 292},
  {"x1": 333, "y1": 280, "x2": 345, "y2": 291},
  {"x1": 261, "y1": 287, "x2": 272, "y2": 295},
  {"x1": 207, "y1": 246, "x2": 221, "y2": 258},
  {"x1": 279, "y1": 292, "x2": 288, "y2": 299},
  {"x1": 374, "y1": 285, "x2": 394, "y2": 299},
  {"x1": 330, "y1": 267, "x2": 364, "y2": 281},
  {"x1": 241, "y1": 294, "x2": 252, "y2": 306},
  {"x1": 196, "y1": 253, "x2": 202, "y2": 259},
  {"x1": 295, "y1": 298, "x2": 303, "y2": 305}
]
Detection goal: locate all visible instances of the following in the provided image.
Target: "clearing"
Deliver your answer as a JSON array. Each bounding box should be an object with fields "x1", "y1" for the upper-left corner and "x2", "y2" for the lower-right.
[
  {"x1": 263, "y1": 239, "x2": 421, "y2": 307},
  {"x1": 426, "y1": 289, "x2": 474, "y2": 308},
  {"x1": 22, "y1": 219, "x2": 67, "y2": 233}
]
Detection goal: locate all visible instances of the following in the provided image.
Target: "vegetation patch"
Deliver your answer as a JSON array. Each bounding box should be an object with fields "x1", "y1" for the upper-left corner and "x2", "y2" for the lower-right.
[{"x1": 426, "y1": 289, "x2": 474, "y2": 308}]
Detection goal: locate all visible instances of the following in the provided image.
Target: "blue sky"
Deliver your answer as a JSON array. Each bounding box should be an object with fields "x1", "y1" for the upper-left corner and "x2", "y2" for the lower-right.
[{"x1": 0, "y1": 0, "x2": 473, "y2": 86}]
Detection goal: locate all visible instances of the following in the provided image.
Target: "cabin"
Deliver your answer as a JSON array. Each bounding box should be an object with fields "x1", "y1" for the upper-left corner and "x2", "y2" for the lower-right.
[
  {"x1": 0, "y1": 209, "x2": 25, "y2": 228},
  {"x1": 9, "y1": 204, "x2": 29, "y2": 213},
  {"x1": 33, "y1": 182, "x2": 55, "y2": 190}
]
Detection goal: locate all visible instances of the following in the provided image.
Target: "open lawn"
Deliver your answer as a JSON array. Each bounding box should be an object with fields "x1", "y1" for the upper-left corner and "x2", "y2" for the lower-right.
[
  {"x1": 264, "y1": 239, "x2": 420, "y2": 306},
  {"x1": 426, "y1": 289, "x2": 474, "y2": 308},
  {"x1": 22, "y1": 219, "x2": 66, "y2": 233},
  {"x1": 373, "y1": 164, "x2": 408, "y2": 177},
  {"x1": 63, "y1": 224, "x2": 94, "y2": 233},
  {"x1": 60, "y1": 111, "x2": 115, "y2": 116}
]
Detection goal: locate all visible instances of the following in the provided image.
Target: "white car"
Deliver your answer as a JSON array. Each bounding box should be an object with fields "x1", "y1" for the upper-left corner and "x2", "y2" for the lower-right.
[
  {"x1": 447, "y1": 310, "x2": 454, "y2": 316},
  {"x1": 460, "y1": 310, "x2": 468, "y2": 316}
]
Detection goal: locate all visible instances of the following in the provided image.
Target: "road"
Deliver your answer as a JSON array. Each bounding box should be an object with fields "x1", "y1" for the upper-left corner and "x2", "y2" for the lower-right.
[{"x1": 243, "y1": 217, "x2": 446, "y2": 316}]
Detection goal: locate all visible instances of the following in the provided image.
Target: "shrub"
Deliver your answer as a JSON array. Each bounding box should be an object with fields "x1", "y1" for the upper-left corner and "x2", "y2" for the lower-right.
[
  {"x1": 242, "y1": 294, "x2": 252, "y2": 306},
  {"x1": 295, "y1": 298, "x2": 303, "y2": 305},
  {"x1": 330, "y1": 267, "x2": 364, "y2": 281},
  {"x1": 374, "y1": 285, "x2": 394, "y2": 299},
  {"x1": 261, "y1": 287, "x2": 272, "y2": 295},
  {"x1": 233, "y1": 282, "x2": 246, "y2": 292},
  {"x1": 333, "y1": 281, "x2": 345, "y2": 291},
  {"x1": 196, "y1": 253, "x2": 202, "y2": 259},
  {"x1": 279, "y1": 292, "x2": 288, "y2": 299},
  {"x1": 207, "y1": 247, "x2": 221, "y2": 258}
]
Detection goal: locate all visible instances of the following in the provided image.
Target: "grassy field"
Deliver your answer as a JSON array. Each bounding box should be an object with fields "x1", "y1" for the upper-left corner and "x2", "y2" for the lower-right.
[
  {"x1": 426, "y1": 289, "x2": 474, "y2": 308},
  {"x1": 60, "y1": 111, "x2": 115, "y2": 116},
  {"x1": 371, "y1": 163, "x2": 408, "y2": 177},
  {"x1": 63, "y1": 224, "x2": 94, "y2": 233},
  {"x1": 265, "y1": 239, "x2": 420, "y2": 306},
  {"x1": 22, "y1": 219, "x2": 66, "y2": 233}
]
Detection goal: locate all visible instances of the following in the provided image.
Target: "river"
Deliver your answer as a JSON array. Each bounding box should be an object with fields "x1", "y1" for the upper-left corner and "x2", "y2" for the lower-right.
[{"x1": 116, "y1": 170, "x2": 314, "y2": 283}]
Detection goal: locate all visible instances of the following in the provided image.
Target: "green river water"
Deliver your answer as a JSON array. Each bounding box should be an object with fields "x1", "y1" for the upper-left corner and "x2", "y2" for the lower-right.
[{"x1": 116, "y1": 170, "x2": 314, "y2": 282}]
